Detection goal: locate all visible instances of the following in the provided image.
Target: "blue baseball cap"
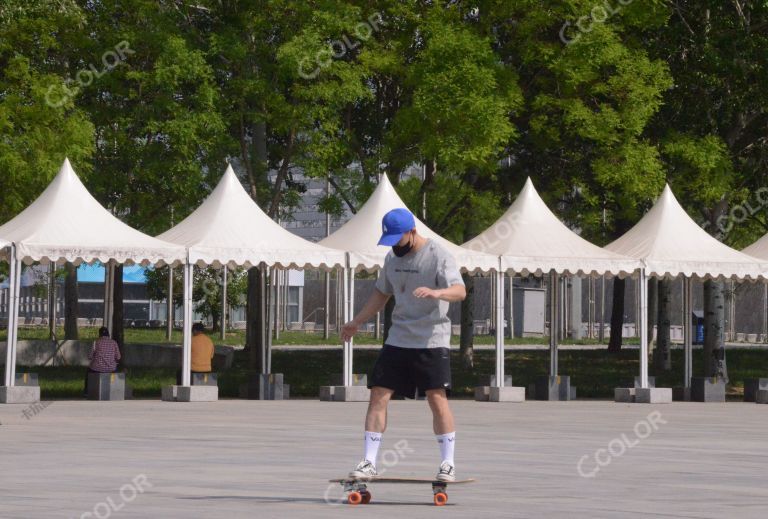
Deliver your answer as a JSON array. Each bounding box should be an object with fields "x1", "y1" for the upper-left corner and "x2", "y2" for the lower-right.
[{"x1": 378, "y1": 208, "x2": 416, "y2": 246}]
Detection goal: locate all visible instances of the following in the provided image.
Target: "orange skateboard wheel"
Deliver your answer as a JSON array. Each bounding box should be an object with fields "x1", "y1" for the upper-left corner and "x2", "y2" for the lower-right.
[
  {"x1": 348, "y1": 491, "x2": 363, "y2": 505},
  {"x1": 361, "y1": 491, "x2": 372, "y2": 504},
  {"x1": 434, "y1": 492, "x2": 448, "y2": 506}
]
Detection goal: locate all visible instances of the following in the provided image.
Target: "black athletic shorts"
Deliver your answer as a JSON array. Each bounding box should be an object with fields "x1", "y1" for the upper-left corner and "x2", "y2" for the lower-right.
[{"x1": 368, "y1": 344, "x2": 451, "y2": 398}]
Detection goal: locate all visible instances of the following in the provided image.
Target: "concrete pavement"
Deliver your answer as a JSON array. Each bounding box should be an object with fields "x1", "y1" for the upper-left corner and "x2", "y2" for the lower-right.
[{"x1": 0, "y1": 400, "x2": 766, "y2": 518}]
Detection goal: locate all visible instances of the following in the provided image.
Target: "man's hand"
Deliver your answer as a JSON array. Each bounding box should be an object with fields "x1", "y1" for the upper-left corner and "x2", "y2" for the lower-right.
[
  {"x1": 341, "y1": 320, "x2": 359, "y2": 342},
  {"x1": 413, "y1": 286, "x2": 440, "y2": 299}
]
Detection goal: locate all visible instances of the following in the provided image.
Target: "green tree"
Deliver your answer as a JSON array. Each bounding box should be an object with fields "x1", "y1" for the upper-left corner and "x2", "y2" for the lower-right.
[{"x1": 0, "y1": 0, "x2": 94, "y2": 223}]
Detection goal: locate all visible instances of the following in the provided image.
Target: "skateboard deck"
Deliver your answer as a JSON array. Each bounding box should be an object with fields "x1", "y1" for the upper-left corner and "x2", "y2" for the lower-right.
[{"x1": 329, "y1": 476, "x2": 475, "y2": 506}]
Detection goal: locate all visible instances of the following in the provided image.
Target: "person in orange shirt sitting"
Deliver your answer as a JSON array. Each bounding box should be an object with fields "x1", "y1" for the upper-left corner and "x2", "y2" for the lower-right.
[{"x1": 177, "y1": 322, "x2": 215, "y2": 384}]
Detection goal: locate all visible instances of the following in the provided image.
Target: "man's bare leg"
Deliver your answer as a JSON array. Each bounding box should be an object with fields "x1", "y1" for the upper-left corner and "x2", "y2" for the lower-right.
[
  {"x1": 427, "y1": 389, "x2": 456, "y2": 480},
  {"x1": 426, "y1": 389, "x2": 454, "y2": 434},
  {"x1": 350, "y1": 387, "x2": 394, "y2": 477},
  {"x1": 365, "y1": 386, "x2": 394, "y2": 432}
]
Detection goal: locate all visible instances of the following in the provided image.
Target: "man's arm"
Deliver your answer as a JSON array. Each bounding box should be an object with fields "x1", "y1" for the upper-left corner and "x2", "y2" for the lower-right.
[
  {"x1": 341, "y1": 288, "x2": 391, "y2": 342},
  {"x1": 412, "y1": 284, "x2": 466, "y2": 302}
]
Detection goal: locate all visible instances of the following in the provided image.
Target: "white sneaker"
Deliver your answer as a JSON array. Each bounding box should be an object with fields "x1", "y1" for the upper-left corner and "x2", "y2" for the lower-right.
[
  {"x1": 436, "y1": 461, "x2": 456, "y2": 482},
  {"x1": 349, "y1": 459, "x2": 378, "y2": 478}
]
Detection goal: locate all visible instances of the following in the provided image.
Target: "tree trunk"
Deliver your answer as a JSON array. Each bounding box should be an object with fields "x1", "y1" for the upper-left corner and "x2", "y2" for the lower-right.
[
  {"x1": 246, "y1": 266, "x2": 266, "y2": 373},
  {"x1": 704, "y1": 280, "x2": 728, "y2": 381},
  {"x1": 64, "y1": 262, "x2": 79, "y2": 340},
  {"x1": 459, "y1": 272, "x2": 475, "y2": 369},
  {"x1": 608, "y1": 278, "x2": 625, "y2": 352},
  {"x1": 655, "y1": 279, "x2": 672, "y2": 371},
  {"x1": 111, "y1": 264, "x2": 124, "y2": 363}
]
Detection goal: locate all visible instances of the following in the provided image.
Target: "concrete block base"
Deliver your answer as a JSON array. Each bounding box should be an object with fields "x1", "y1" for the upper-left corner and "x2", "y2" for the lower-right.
[
  {"x1": 177, "y1": 385, "x2": 218, "y2": 402},
  {"x1": 240, "y1": 373, "x2": 289, "y2": 400},
  {"x1": 614, "y1": 388, "x2": 635, "y2": 403},
  {"x1": 319, "y1": 385, "x2": 370, "y2": 402},
  {"x1": 161, "y1": 385, "x2": 178, "y2": 401},
  {"x1": 474, "y1": 386, "x2": 490, "y2": 401},
  {"x1": 0, "y1": 385, "x2": 41, "y2": 404},
  {"x1": 87, "y1": 372, "x2": 125, "y2": 401},
  {"x1": 755, "y1": 389, "x2": 768, "y2": 404},
  {"x1": 535, "y1": 375, "x2": 576, "y2": 401},
  {"x1": 672, "y1": 387, "x2": 691, "y2": 402},
  {"x1": 744, "y1": 378, "x2": 768, "y2": 402},
  {"x1": 691, "y1": 377, "x2": 726, "y2": 402},
  {"x1": 488, "y1": 386, "x2": 525, "y2": 402},
  {"x1": 635, "y1": 387, "x2": 673, "y2": 404}
]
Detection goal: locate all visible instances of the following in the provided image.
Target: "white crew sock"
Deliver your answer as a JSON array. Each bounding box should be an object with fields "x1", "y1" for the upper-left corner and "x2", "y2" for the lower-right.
[
  {"x1": 364, "y1": 431, "x2": 383, "y2": 466},
  {"x1": 436, "y1": 432, "x2": 456, "y2": 465}
]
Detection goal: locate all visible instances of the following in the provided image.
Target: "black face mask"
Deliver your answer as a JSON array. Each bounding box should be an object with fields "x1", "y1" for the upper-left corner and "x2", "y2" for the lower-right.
[{"x1": 392, "y1": 233, "x2": 414, "y2": 257}]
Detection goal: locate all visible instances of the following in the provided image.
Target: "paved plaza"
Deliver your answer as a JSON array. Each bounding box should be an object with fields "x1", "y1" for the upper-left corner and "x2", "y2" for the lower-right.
[{"x1": 0, "y1": 399, "x2": 766, "y2": 518}]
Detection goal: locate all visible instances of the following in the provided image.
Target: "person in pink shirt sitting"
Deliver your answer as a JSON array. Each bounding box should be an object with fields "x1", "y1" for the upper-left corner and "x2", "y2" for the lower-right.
[{"x1": 84, "y1": 327, "x2": 122, "y2": 396}]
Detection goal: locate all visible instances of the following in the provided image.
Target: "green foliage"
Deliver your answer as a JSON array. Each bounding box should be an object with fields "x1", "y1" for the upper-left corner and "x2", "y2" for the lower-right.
[
  {"x1": 0, "y1": 0, "x2": 94, "y2": 223},
  {"x1": 1, "y1": 0, "x2": 766, "y2": 256}
]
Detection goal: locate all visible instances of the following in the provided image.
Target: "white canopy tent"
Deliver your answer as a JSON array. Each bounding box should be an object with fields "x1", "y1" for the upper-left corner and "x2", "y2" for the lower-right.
[
  {"x1": 606, "y1": 184, "x2": 768, "y2": 392},
  {"x1": 463, "y1": 177, "x2": 642, "y2": 393},
  {"x1": 0, "y1": 159, "x2": 186, "y2": 394},
  {"x1": 742, "y1": 233, "x2": 768, "y2": 261},
  {"x1": 320, "y1": 174, "x2": 499, "y2": 273},
  {"x1": 158, "y1": 165, "x2": 346, "y2": 385},
  {"x1": 319, "y1": 174, "x2": 498, "y2": 388}
]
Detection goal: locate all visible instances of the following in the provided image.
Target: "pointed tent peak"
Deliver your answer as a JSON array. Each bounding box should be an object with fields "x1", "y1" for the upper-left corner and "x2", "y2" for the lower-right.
[
  {"x1": 55, "y1": 157, "x2": 79, "y2": 184},
  {"x1": 222, "y1": 163, "x2": 237, "y2": 180},
  {"x1": 374, "y1": 172, "x2": 398, "y2": 195},
  {"x1": 204, "y1": 163, "x2": 254, "y2": 204}
]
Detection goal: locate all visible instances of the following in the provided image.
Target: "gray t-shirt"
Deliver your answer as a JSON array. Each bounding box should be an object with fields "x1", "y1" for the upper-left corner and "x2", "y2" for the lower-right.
[{"x1": 375, "y1": 239, "x2": 464, "y2": 349}]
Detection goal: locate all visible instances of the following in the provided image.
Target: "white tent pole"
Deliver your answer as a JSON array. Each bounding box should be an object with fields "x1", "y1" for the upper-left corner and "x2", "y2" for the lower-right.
[
  {"x1": 166, "y1": 265, "x2": 174, "y2": 340},
  {"x1": 639, "y1": 269, "x2": 649, "y2": 389},
  {"x1": 347, "y1": 266, "x2": 355, "y2": 386},
  {"x1": 549, "y1": 270, "x2": 559, "y2": 377},
  {"x1": 4, "y1": 245, "x2": 18, "y2": 387},
  {"x1": 683, "y1": 276, "x2": 692, "y2": 388},
  {"x1": 9, "y1": 254, "x2": 21, "y2": 386},
  {"x1": 8, "y1": 253, "x2": 22, "y2": 386},
  {"x1": 495, "y1": 268, "x2": 505, "y2": 387},
  {"x1": 342, "y1": 260, "x2": 351, "y2": 387},
  {"x1": 220, "y1": 265, "x2": 227, "y2": 341},
  {"x1": 181, "y1": 262, "x2": 193, "y2": 386}
]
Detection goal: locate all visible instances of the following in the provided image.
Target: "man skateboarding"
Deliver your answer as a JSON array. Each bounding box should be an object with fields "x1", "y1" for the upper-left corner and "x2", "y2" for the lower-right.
[{"x1": 341, "y1": 208, "x2": 466, "y2": 482}]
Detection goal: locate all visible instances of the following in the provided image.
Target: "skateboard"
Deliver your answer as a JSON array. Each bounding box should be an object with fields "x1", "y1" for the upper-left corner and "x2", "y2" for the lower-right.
[{"x1": 329, "y1": 476, "x2": 475, "y2": 506}]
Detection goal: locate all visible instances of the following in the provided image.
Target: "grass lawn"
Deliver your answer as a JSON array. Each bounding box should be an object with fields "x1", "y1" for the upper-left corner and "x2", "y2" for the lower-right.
[
  {"x1": 2, "y1": 326, "x2": 638, "y2": 346},
  {"x1": 6, "y1": 347, "x2": 764, "y2": 400}
]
